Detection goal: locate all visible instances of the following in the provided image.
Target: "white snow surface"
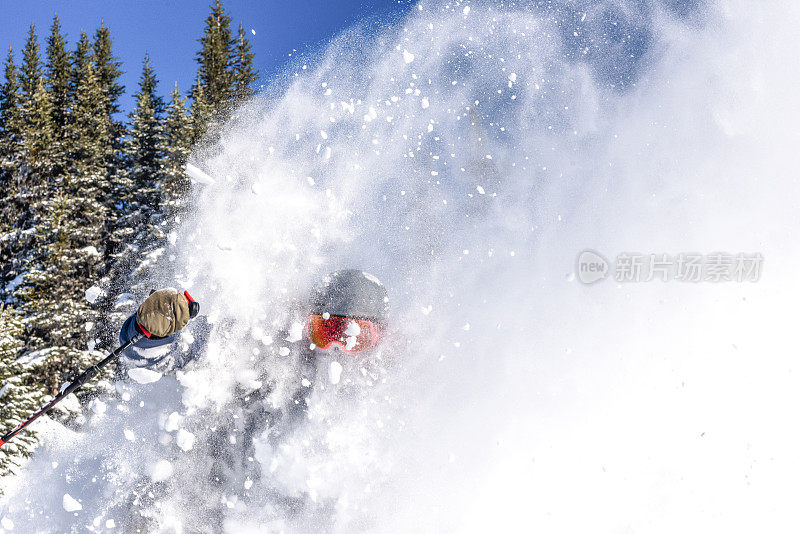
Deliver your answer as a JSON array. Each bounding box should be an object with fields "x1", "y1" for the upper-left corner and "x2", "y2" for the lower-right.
[{"x1": 3, "y1": 1, "x2": 800, "y2": 533}]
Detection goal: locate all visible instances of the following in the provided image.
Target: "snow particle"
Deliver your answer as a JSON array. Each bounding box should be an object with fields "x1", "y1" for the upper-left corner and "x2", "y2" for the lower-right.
[
  {"x1": 176, "y1": 429, "x2": 196, "y2": 451},
  {"x1": 123, "y1": 429, "x2": 136, "y2": 441},
  {"x1": 150, "y1": 459, "x2": 174, "y2": 482},
  {"x1": 164, "y1": 412, "x2": 183, "y2": 432},
  {"x1": 62, "y1": 493, "x2": 82, "y2": 512},
  {"x1": 286, "y1": 322, "x2": 304, "y2": 342},
  {"x1": 127, "y1": 367, "x2": 162, "y2": 384},
  {"x1": 463, "y1": 6, "x2": 471, "y2": 14},
  {"x1": 403, "y1": 49, "x2": 415, "y2": 64},
  {"x1": 84, "y1": 286, "x2": 105, "y2": 304},
  {"x1": 329, "y1": 361, "x2": 343, "y2": 384}
]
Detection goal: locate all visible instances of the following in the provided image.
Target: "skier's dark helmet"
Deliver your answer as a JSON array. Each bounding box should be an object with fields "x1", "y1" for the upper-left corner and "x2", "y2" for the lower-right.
[{"x1": 306, "y1": 270, "x2": 388, "y2": 353}]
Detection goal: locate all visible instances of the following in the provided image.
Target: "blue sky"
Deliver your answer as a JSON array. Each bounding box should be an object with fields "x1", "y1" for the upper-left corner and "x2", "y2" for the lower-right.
[{"x1": 0, "y1": 0, "x2": 414, "y2": 116}]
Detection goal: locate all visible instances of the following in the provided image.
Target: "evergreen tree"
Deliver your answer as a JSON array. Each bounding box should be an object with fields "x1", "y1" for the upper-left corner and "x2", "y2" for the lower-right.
[
  {"x1": 232, "y1": 22, "x2": 257, "y2": 103},
  {"x1": 195, "y1": 0, "x2": 234, "y2": 111},
  {"x1": 0, "y1": 49, "x2": 21, "y2": 144},
  {"x1": 127, "y1": 52, "x2": 165, "y2": 212},
  {"x1": 69, "y1": 32, "x2": 111, "y2": 180},
  {"x1": 189, "y1": 73, "x2": 214, "y2": 144},
  {"x1": 19, "y1": 25, "x2": 42, "y2": 104},
  {"x1": 164, "y1": 82, "x2": 192, "y2": 213},
  {"x1": 0, "y1": 304, "x2": 43, "y2": 485},
  {"x1": 18, "y1": 24, "x2": 54, "y2": 190},
  {"x1": 91, "y1": 23, "x2": 126, "y2": 262},
  {"x1": 45, "y1": 15, "x2": 70, "y2": 143},
  {"x1": 0, "y1": 48, "x2": 26, "y2": 301},
  {"x1": 191, "y1": 2, "x2": 259, "y2": 143},
  {"x1": 0, "y1": 48, "x2": 22, "y2": 229},
  {"x1": 92, "y1": 23, "x2": 124, "y2": 118}
]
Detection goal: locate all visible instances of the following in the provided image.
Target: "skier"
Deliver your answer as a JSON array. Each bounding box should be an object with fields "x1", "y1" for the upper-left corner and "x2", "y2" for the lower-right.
[{"x1": 117, "y1": 270, "x2": 389, "y2": 522}]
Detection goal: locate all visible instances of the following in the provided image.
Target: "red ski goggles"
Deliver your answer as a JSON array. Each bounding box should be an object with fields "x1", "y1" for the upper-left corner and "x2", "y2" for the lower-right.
[{"x1": 305, "y1": 314, "x2": 381, "y2": 353}]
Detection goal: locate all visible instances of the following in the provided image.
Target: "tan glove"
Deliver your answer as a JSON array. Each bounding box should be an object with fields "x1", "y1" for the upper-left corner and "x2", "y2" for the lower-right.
[{"x1": 135, "y1": 288, "x2": 192, "y2": 338}]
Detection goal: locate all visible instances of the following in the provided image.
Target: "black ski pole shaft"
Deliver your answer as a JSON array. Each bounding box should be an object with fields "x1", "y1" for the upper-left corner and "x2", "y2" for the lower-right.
[{"x1": 0, "y1": 333, "x2": 144, "y2": 448}]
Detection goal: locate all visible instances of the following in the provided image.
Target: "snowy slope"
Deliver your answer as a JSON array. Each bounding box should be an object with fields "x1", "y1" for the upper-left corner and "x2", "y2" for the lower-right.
[{"x1": 3, "y1": 0, "x2": 800, "y2": 532}]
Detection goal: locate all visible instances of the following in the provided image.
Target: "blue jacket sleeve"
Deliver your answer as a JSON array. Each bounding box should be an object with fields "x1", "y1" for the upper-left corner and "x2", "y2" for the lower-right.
[{"x1": 119, "y1": 314, "x2": 185, "y2": 372}]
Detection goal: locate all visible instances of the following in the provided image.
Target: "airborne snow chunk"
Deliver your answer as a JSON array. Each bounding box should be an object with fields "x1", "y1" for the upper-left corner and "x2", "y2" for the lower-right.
[
  {"x1": 149, "y1": 459, "x2": 174, "y2": 482},
  {"x1": 286, "y1": 322, "x2": 303, "y2": 342},
  {"x1": 164, "y1": 411, "x2": 183, "y2": 432},
  {"x1": 176, "y1": 429, "x2": 196, "y2": 451},
  {"x1": 62, "y1": 493, "x2": 82, "y2": 512},
  {"x1": 89, "y1": 399, "x2": 107, "y2": 415},
  {"x1": 403, "y1": 49, "x2": 415, "y2": 64},
  {"x1": 344, "y1": 320, "x2": 361, "y2": 350},
  {"x1": 128, "y1": 367, "x2": 162, "y2": 384},
  {"x1": 329, "y1": 361, "x2": 343, "y2": 384},
  {"x1": 84, "y1": 286, "x2": 105, "y2": 304},
  {"x1": 184, "y1": 162, "x2": 216, "y2": 185}
]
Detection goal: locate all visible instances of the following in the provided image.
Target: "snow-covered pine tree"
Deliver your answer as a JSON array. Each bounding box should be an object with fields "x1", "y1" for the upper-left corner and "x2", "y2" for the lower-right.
[
  {"x1": 231, "y1": 22, "x2": 258, "y2": 104},
  {"x1": 0, "y1": 304, "x2": 43, "y2": 487},
  {"x1": 189, "y1": 73, "x2": 214, "y2": 145},
  {"x1": 164, "y1": 82, "x2": 192, "y2": 216},
  {"x1": 92, "y1": 22, "x2": 125, "y2": 167},
  {"x1": 128, "y1": 53, "x2": 165, "y2": 205},
  {"x1": 18, "y1": 24, "x2": 54, "y2": 224},
  {"x1": 0, "y1": 48, "x2": 27, "y2": 301},
  {"x1": 45, "y1": 14, "x2": 70, "y2": 178},
  {"x1": 195, "y1": 0, "x2": 234, "y2": 112},
  {"x1": 89, "y1": 26, "x2": 125, "y2": 246},
  {"x1": 191, "y1": 0, "x2": 256, "y2": 146}
]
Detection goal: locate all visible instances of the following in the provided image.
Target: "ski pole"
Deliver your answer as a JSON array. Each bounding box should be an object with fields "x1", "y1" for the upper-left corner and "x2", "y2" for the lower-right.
[{"x1": 0, "y1": 332, "x2": 145, "y2": 448}]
